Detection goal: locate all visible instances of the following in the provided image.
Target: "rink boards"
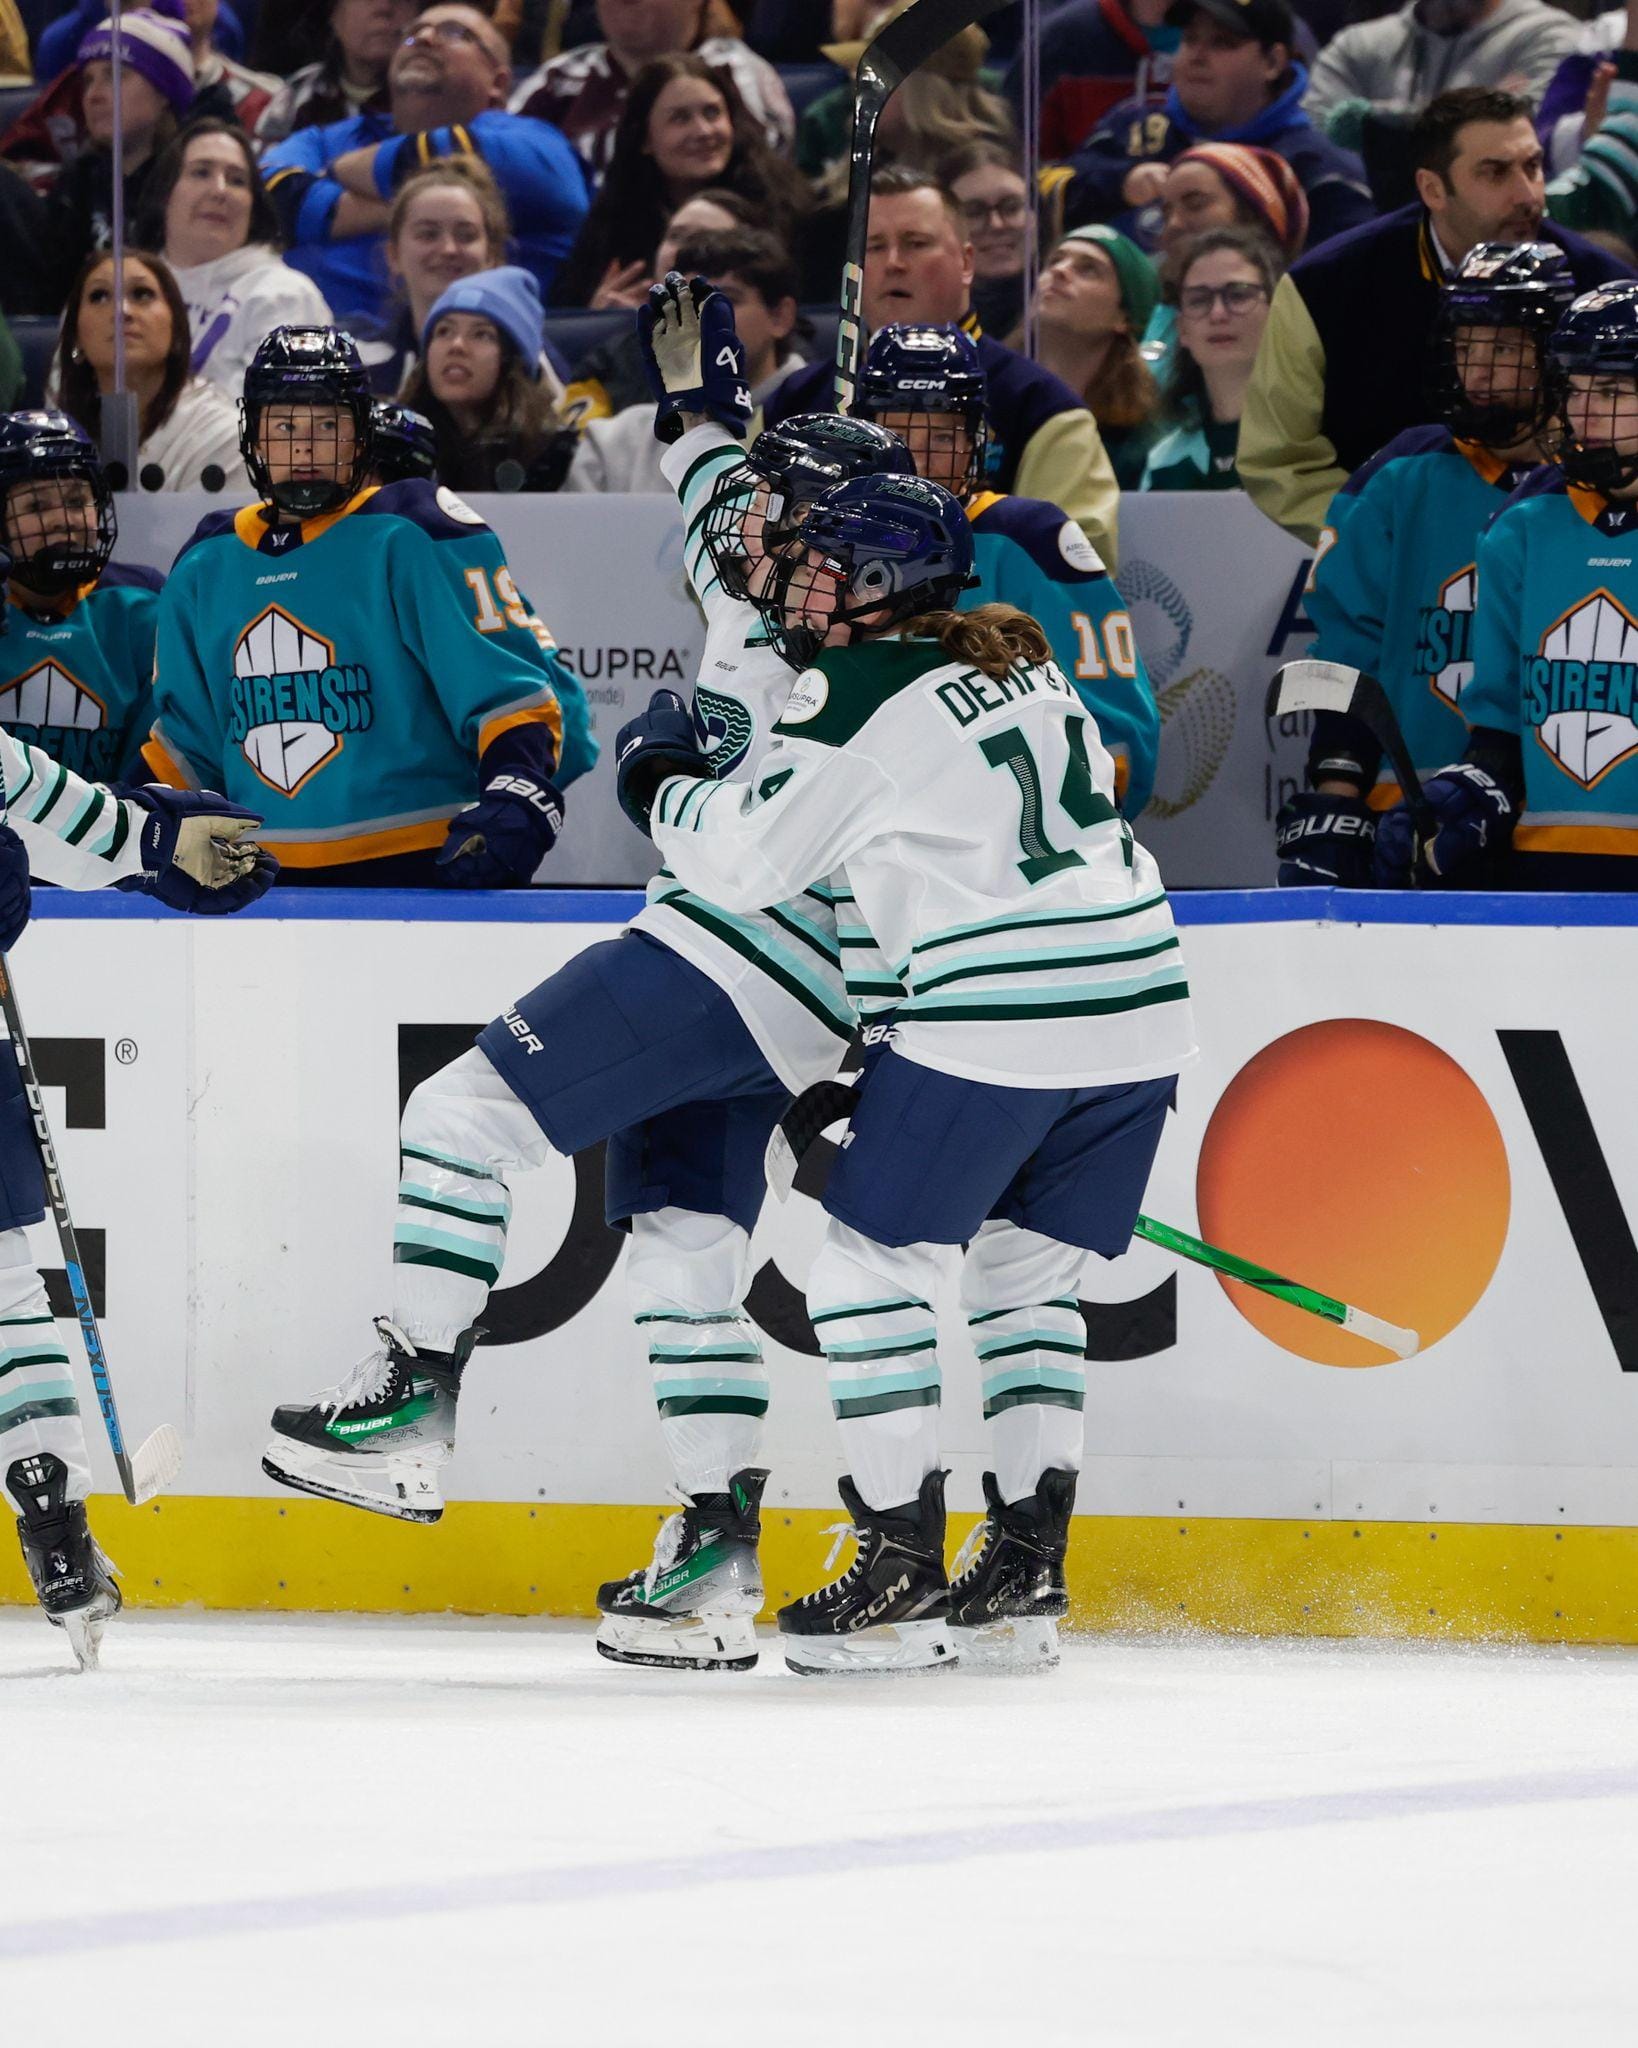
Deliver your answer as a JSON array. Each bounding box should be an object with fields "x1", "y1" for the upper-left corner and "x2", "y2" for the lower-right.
[{"x1": 4, "y1": 886, "x2": 1638, "y2": 1643}]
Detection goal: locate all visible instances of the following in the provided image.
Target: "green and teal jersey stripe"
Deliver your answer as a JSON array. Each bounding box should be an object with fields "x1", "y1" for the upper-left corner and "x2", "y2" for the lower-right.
[
  {"x1": 648, "y1": 886, "x2": 855, "y2": 1040},
  {"x1": 902, "y1": 968, "x2": 1190, "y2": 1024},
  {"x1": 910, "y1": 934, "x2": 1180, "y2": 996}
]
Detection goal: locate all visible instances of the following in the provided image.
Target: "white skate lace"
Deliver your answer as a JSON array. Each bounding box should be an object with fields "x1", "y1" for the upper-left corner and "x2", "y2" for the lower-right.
[
  {"x1": 316, "y1": 1318, "x2": 417, "y2": 1417},
  {"x1": 950, "y1": 1517, "x2": 992, "y2": 1583},
  {"x1": 801, "y1": 1519, "x2": 867, "y2": 1607},
  {"x1": 820, "y1": 1520, "x2": 859, "y2": 1574},
  {"x1": 640, "y1": 1489, "x2": 695, "y2": 1596}
]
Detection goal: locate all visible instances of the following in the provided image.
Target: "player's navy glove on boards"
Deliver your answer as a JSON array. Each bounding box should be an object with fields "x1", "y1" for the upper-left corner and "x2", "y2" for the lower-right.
[
  {"x1": 1373, "y1": 763, "x2": 1514, "y2": 886},
  {"x1": 1274, "y1": 790, "x2": 1376, "y2": 887},
  {"x1": 437, "y1": 774, "x2": 565, "y2": 888},
  {"x1": 0, "y1": 825, "x2": 30, "y2": 950},
  {"x1": 123, "y1": 785, "x2": 277, "y2": 913},
  {"x1": 616, "y1": 690, "x2": 711, "y2": 835},
  {"x1": 637, "y1": 273, "x2": 752, "y2": 445}
]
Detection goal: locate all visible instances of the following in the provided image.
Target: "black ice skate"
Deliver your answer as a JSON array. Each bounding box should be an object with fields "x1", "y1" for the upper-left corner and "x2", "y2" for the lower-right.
[
  {"x1": 261, "y1": 1319, "x2": 481, "y2": 1523},
  {"x1": 948, "y1": 1468, "x2": 1077, "y2": 1672},
  {"x1": 10, "y1": 1453, "x2": 121, "y2": 1671},
  {"x1": 595, "y1": 1468, "x2": 768, "y2": 1671},
  {"x1": 779, "y1": 1470, "x2": 957, "y2": 1676}
]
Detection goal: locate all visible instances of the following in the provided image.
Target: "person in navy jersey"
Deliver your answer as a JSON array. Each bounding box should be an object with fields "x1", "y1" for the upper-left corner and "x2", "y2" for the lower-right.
[{"x1": 262, "y1": 1, "x2": 588, "y2": 324}]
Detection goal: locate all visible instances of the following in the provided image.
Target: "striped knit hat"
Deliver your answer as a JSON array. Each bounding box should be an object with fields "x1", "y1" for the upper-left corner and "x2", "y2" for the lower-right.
[
  {"x1": 1171, "y1": 143, "x2": 1309, "y2": 260},
  {"x1": 77, "y1": 9, "x2": 195, "y2": 118}
]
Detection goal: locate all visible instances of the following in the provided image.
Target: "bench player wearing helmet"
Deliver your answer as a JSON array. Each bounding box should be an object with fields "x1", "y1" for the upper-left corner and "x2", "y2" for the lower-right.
[{"x1": 144, "y1": 326, "x2": 594, "y2": 887}]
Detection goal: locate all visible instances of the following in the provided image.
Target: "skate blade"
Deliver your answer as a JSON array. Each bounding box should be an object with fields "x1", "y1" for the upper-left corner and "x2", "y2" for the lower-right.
[
  {"x1": 58, "y1": 1607, "x2": 103, "y2": 1672},
  {"x1": 953, "y1": 1615, "x2": 1061, "y2": 1673},
  {"x1": 260, "y1": 1449, "x2": 444, "y2": 1524},
  {"x1": 781, "y1": 1618, "x2": 958, "y2": 1677},
  {"x1": 595, "y1": 1608, "x2": 759, "y2": 1672}
]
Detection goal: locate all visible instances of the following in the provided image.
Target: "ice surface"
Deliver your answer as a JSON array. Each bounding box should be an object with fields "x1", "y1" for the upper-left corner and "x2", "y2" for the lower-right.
[{"x1": 1, "y1": 1610, "x2": 1635, "y2": 2046}]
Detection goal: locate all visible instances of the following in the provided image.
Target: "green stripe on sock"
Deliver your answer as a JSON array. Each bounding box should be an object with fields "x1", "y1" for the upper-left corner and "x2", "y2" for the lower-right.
[
  {"x1": 657, "y1": 1395, "x2": 769, "y2": 1419},
  {"x1": 393, "y1": 1242, "x2": 500, "y2": 1284},
  {"x1": 833, "y1": 1386, "x2": 941, "y2": 1420},
  {"x1": 983, "y1": 1386, "x2": 1085, "y2": 1418}
]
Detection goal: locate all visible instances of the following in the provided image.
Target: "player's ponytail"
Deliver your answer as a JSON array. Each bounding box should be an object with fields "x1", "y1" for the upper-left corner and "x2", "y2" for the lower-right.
[{"x1": 907, "y1": 604, "x2": 1052, "y2": 680}]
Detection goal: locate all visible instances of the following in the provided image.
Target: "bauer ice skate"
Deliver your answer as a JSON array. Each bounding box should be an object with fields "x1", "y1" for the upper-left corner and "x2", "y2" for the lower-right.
[
  {"x1": 595, "y1": 1467, "x2": 768, "y2": 1671},
  {"x1": 9, "y1": 1453, "x2": 121, "y2": 1671},
  {"x1": 948, "y1": 1468, "x2": 1076, "y2": 1672},
  {"x1": 262, "y1": 1319, "x2": 480, "y2": 1522},
  {"x1": 778, "y1": 1470, "x2": 957, "y2": 1675}
]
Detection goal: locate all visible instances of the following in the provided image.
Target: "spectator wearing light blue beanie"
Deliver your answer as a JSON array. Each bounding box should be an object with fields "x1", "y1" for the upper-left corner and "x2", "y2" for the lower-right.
[{"x1": 403, "y1": 266, "x2": 573, "y2": 493}]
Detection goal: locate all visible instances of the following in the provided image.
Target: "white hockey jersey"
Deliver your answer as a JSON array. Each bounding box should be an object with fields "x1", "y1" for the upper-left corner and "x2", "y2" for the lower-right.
[
  {"x1": 638, "y1": 423, "x2": 855, "y2": 1092},
  {"x1": 1, "y1": 729, "x2": 147, "y2": 889},
  {"x1": 652, "y1": 639, "x2": 1197, "y2": 1089}
]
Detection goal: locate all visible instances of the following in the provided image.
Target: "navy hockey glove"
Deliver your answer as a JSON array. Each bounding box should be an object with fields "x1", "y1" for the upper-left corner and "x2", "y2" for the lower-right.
[
  {"x1": 1373, "y1": 764, "x2": 1515, "y2": 886},
  {"x1": 616, "y1": 689, "x2": 711, "y2": 835},
  {"x1": 1274, "y1": 790, "x2": 1376, "y2": 887},
  {"x1": 0, "y1": 824, "x2": 30, "y2": 950},
  {"x1": 436, "y1": 773, "x2": 565, "y2": 888},
  {"x1": 637, "y1": 272, "x2": 752, "y2": 445},
  {"x1": 124, "y1": 785, "x2": 278, "y2": 913}
]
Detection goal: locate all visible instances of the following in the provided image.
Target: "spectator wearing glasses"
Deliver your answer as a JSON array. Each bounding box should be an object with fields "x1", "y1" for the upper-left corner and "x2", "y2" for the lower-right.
[
  {"x1": 257, "y1": 0, "x2": 416, "y2": 146},
  {"x1": 942, "y1": 142, "x2": 1031, "y2": 337},
  {"x1": 262, "y1": 3, "x2": 589, "y2": 324},
  {"x1": 1141, "y1": 225, "x2": 1279, "y2": 489}
]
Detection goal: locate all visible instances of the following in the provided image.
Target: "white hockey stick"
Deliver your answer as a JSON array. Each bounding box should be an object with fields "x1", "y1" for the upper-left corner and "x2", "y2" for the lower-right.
[{"x1": 0, "y1": 950, "x2": 182, "y2": 1505}]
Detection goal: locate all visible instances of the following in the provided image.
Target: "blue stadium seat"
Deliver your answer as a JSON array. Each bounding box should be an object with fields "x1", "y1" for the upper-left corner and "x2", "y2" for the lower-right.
[
  {"x1": 9, "y1": 315, "x2": 59, "y2": 406},
  {"x1": 777, "y1": 62, "x2": 844, "y2": 121},
  {"x1": 0, "y1": 83, "x2": 37, "y2": 134},
  {"x1": 542, "y1": 306, "x2": 632, "y2": 371}
]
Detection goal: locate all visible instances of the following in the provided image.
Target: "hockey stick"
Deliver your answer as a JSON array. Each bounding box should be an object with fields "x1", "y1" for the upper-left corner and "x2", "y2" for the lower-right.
[
  {"x1": 835, "y1": 0, "x2": 1016, "y2": 411},
  {"x1": 1267, "y1": 658, "x2": 1437, "y2": 878},
  {"x1": 0, "y1": 951, "x2": 182, "y2": 1505},
  {"x1": 765, "y1": 1086, "x2": 1419, "y2": 1360}
]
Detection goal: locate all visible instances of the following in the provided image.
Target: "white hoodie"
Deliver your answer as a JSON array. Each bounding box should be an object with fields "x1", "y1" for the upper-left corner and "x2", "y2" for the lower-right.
[
  {"x1": 138, "y1": 378, "x2": 246, "y2": 493},
  {"x1": 167, "y1": 243, "x2": 334, "y2": 400}
]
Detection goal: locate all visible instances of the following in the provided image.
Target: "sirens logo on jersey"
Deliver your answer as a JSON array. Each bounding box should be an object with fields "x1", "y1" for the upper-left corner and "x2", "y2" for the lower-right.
[
  {"x1": 1413, "y1": 563, "x2": 1475, "y2": 708},
  {"x1": 692, "y1": 685, "x2": 754, "y2": 775},
  {"x1": 226, "y1": 605, "x2": 372, "y2": 795},
  {"x1": 0, "y1": 659, "x2": 119, "y2": 778},
  {"x1": 1523, "y1": 588, "x2": 1638, "y2": 788}
]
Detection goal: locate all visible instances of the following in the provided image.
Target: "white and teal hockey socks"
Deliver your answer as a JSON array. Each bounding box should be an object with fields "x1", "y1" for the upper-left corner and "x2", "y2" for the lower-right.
[
  {"x1": 809, "y1": 1223, "x2": 942, "y2": 1514},
  {"x1": 964, "y1": 1222, "x2": 1087, "y2": 1507},
  {"x1": 627, "y1": 1208, "x2": 766, "y2": 1496},
  {"x1": 0, "y1": 1227, "x2": 89, "y2": 1514},
  {"x1": 391, "y1": 1047, "x2": 549, "y2": 1351}
]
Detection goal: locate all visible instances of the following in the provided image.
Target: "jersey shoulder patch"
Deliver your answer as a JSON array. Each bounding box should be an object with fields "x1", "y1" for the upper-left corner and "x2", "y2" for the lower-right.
[
  {"x1": 170, "y1": 507, "x2": 242, "y2": 571},
  {"x1": 968, "y1": 493, "x2": 1106, "y2": 581},
  {"x1": 357, "y1": 477, "x2": 495, "y2": 540},
  {"x1": 98, "y1": 560, "x2": 164, "y2": 594},
  {"x1": 773, "y1": 640, "x2": 948, "y2": 749},
  {"x1": 1338, "y1": 423, "x2": 1454, "y2": 500}
]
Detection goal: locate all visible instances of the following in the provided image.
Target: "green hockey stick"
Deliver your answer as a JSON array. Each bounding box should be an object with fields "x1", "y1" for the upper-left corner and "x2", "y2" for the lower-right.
[{"x1": 765, "y1": 1085, "x2": 1420, "y2": 1360}]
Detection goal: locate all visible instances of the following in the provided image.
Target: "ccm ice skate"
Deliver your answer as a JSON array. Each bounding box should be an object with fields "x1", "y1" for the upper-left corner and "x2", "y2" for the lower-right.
[
  {"x1": 948, "y1": 1469, "x2": 1076, "y2": 1672},
  {"x1": 262, "y1": 1319, "x2": 480, "y2": 1522},
  {"x1": 10, "y1": 1453, "x2": 121, "y2": 1671},
  {"x1": 596, "y1": 1467, "x2": 768, "y2": 1671},
  {"x1": 778, "y1": 1470, "x2": 957, "y2": 1675}
]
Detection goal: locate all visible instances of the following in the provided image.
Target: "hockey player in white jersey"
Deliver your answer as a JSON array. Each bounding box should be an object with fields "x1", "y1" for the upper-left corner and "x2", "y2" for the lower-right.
[
  {"x1": 0, "y1": 722, "x2": 273, "y2": 1665},
  {"x1": 618, "y1": 472, "x2": 1196, "y2": 1674},
  {"x1": 259, "y1": 286, "x2": 914, "y2": 1675}
]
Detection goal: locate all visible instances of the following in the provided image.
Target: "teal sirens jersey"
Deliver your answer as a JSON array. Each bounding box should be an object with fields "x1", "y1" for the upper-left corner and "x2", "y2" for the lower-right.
[
  {"x1": 1, "y1": 563, "x2": 161, "y2": 784},
  {"x1": 1465, "y1": 466, "x2": 1638, "y2": 861},
  {"x1": 146, "y1": 480, "x2": 594, "y2": 872},
  {"x1": 1308, "y1": 426, "x2": 1531, "y2": 795},
  {"x1": 967, "y1": 489, "x2": 1159, "y2": 817}
]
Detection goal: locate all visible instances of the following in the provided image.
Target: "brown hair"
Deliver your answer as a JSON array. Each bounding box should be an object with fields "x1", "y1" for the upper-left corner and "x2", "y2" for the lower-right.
[
  {"x1": 907, "y1": 603, "x2": 1051, "y2": 679},
  {"x1": 387, "y1": 157, "x2": 513, "y2": 266},
  {"x1": 1163, "y1": 223, "x2": 1283, "y2": 425},
  {"x1": 1412, "y1": 86, "x2": 1536, "y2": 184},
  {"x1": 55, "y1": 248, "x2": 191, "y2": 442},
  {"x1": 135, "y1": 118, "x2": 283, "y2": 254},
  {"x1": 870, "y1": 162, "x2": 965, "y2": 232},
  {"x1": 402, "y1": 344, "x2": 561, "y2": 491}
]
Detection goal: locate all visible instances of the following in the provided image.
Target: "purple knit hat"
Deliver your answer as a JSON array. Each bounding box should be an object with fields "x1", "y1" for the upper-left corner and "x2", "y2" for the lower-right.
[{"x1": 77, "y1": 10, "x2": 196, "y2": 118}]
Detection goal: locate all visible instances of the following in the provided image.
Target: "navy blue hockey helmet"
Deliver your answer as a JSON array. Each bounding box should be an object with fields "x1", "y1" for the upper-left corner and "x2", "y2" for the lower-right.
[
  {"x1": 854, "y1": 324, "x2": 989, "y2": 500},
  {"x1": 699, "y1": 412, "x2": 914, "y2": 603},
  {"x1": 1432, "y1": 241, "x2": 1577, "y2": 446},
  {"x1": 241, "y1": 326, "x2": 375, "y2": 517},
  {"x1": 761, "y1": 471, "x2": 976, "y2": 670},
  {"x1": 1546, "y1": 280, "x2": 1638, "y2": 493},
  {"x1": 370, "y1": 400, "x2": 438, "y2": 485},
  {"x1": 0, "y1": 408, "x2": 117, "y2": 596}
]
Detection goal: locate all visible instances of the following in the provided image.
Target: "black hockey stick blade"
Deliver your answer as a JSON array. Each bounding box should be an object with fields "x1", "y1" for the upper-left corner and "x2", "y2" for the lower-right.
[
  {"x1": 765, "y1": 1080, "x2": 862, "y2": 1202},
  {"x1": 1268, "y1": 658, "x2": 1438, "y2": 878},
  {"x1": 834, "y1": 0, "x2": 1016, "y2": 411}
]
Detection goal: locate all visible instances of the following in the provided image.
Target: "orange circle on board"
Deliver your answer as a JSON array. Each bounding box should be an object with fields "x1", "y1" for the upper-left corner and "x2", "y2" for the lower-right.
[{"x1": 1195, "y1": 1020, "x2": 1509, "y2": 1366}]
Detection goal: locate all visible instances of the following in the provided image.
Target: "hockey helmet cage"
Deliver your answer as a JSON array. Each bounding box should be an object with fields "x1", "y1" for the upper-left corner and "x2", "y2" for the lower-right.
[
  {"x1": 855, "y1": 324, "x2": 989, "y2": 499},
  {"x1": 241, "y1": 326, "x2": 375, "y2": 517},
  {"x1": 1546, "y1": 280, "x2": 1638, "y2": 493},
  {"x1": 0, "y1": 409, "x2": 116, "y2": 596},
  {"x1": 763, "y1": 470, "x2": 976, "y2": 670},
  {"x1": 1432, "y1": 241, "x2": 1577, "y2": 446}
]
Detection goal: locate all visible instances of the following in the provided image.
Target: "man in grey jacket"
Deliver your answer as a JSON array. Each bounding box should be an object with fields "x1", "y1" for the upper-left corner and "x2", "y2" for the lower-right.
[{"x1": 1306, "y1": 0, "x2": 1577, "y2": 152}]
